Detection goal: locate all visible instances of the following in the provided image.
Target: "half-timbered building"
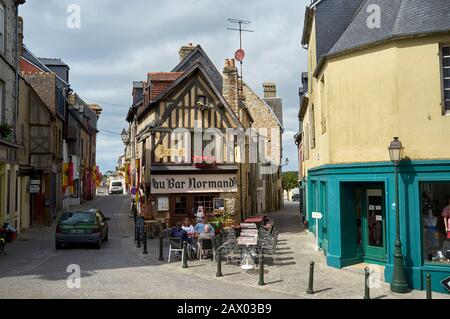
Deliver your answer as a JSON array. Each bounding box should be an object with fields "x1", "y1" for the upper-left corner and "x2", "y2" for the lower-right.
[{"x1": 125, "y1": 44, "x2": 283, "y2": 226}]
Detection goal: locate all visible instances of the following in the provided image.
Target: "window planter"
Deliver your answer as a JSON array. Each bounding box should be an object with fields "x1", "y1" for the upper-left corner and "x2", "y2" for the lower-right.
[{"x1": 192, "y1": 156, "x2": 217, "y2": 168}]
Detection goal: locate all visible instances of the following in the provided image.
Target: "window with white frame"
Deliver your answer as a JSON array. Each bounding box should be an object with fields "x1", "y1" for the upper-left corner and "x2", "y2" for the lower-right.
[
  {"x1": 442, "y1": 46, "x2": 450, "y2": 112},
  {"x1": 0, "y1": 3, "x2": 4, "y2": 54}
]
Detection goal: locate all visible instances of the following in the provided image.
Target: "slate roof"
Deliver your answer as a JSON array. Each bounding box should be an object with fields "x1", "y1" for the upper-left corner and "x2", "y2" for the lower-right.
[
  {"x1": 263, "y1": 98, "x2": 283, "y2": 128},
  {"x1": 172, "y1": 45, "x2": 223, "y2": 92},
  {"x1": 138, "y1": 62, "x2": 243, "y2": 128},
  {"x1": 329, "y1": 0, "x2": 450, "y2": 57},
  {"x1": 22, "y1": 45, "x2": 70, "y2": 88},
  {"x1": 314, "y1": 0, "x2": 365, "y2": 62},
  {"x1": 38, "y1": 58, "x2": 69, "y2": 68}
]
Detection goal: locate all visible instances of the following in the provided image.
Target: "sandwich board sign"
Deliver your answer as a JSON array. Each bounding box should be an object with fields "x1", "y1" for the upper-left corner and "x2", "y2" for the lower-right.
[
  {"x1": 441, "y1": 276, "x2": 450, "y2": 293},
  {"x1": 312, "y1": 212, "x2": 323, "y2": 251}
]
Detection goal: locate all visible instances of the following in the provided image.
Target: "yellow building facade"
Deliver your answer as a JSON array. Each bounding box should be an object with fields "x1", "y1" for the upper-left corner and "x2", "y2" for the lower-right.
[
  {"x1": 303, "y1": 36, "x2": 450, "y2": 173},
  {"x1": 300, "y1": 0, "x2": 450, "y2": 293}
]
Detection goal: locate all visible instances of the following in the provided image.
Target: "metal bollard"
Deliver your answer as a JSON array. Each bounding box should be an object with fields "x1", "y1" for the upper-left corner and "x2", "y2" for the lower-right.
[
  {"x1": 426, "y1": 273, "x2": 432, "y2": 299},
  {"x1": 258, "y1": 252, "x2": 265, "y2": 286},
  {"x1": 136, "y1": 222, "x2": 141, "y2": 248},
  {"x1": 216, "y1": 249, "x2": 223, "y2": 277},
  {"x1": 143, "y1": 230, "x2": 148, "y2": 254},
  {"x1": 158, "y1": 235, "x2": 164, "y2": 261},
  {"x1": 134, "y1": 218, "x2": 137, "y2": 243},
  {"x1": 364, "y1": 267, "x2": 370, "y2": 299},
  {"x1": 306, "y1": 261, "x2": 315, "y2": 294},
  {"x1": 182, "y1": 241, "x2": 188, "y2": 268}
]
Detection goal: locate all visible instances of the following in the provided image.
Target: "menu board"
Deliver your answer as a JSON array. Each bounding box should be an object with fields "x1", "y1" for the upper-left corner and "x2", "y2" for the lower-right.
[
  {"x1": 213, "y1": 198, "x2": 225, "y2": 213},
  {"x1": 157, "y1": 196, "x2": 169, "y2": 212}
]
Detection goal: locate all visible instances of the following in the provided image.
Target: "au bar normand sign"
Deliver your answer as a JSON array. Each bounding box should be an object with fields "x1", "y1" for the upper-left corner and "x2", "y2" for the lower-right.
[{"x1": 151, "y1": 174, "x2": 238, "y2": 194}]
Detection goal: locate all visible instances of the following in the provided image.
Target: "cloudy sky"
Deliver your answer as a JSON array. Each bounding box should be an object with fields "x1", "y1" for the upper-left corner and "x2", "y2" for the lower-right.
[{"x1": 20, "y1": 0, "x2": 309, "y2": 173}]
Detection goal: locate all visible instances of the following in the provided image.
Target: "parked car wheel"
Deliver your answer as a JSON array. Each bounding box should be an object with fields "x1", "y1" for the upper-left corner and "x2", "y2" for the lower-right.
[
  {"x1": 104, "y1": 231, "x2": 108, "y2": 242},
  {"x1": 94, "y1": 238, "x2": 102, "y2": 249}
]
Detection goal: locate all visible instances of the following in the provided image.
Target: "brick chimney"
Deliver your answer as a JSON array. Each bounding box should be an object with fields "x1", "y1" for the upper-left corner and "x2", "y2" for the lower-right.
[
  {"x1": 263, "y1": 82, "x2": 277, "y2": 98},
  {"x1": 178, "y1": 43, "x2": 195, "y2": 62},
  {"x1": 222, "y1": 58, "x2": 239, "y2": 115},
  {"x1": 18, "y1": 16, "x2": 24, "y2": 57}
]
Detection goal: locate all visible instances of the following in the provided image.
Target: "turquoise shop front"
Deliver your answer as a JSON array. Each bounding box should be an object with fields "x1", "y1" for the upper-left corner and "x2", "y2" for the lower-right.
[{"x1": 305, "y1": 160, "x2": 450, "y2": 294}]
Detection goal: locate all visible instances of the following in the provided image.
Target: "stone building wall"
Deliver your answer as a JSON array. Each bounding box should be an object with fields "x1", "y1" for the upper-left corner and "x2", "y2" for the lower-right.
[
  {"x1": 0, "y1": 0, "x2": 19, "y2": 128},
  {"x1": 242, "y1": 83, "x2": 283, "y2": 213}
]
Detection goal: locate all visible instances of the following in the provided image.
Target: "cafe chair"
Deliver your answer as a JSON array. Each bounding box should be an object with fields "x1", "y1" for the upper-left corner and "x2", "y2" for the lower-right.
[
  {"x1": 197, "y1": 238, "x2": 215, "y2": 260},
  {"x1": 168, "y1": 237, "x2": 184, "y2": 263}
]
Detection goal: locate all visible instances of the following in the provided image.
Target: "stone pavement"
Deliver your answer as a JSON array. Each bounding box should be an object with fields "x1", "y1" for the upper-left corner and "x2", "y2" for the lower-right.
[
  {"x1": 0, "y1": 195, "x2": 292, "y2": 299},
  {"x1": 1, "y1": 196, "x2": 448, "y2": 299},
  {"x1": 154, "y1": 202, "x2": 449, "y2": 299}
]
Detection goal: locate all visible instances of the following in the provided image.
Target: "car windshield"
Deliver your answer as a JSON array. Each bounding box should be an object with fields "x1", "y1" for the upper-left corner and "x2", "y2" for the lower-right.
[
  {"x1": 59, "y1": 212, "x2": 95, "y2": 225},
  {"x1": 112, "y1": 182, "x2": 122, "y2": 186}
]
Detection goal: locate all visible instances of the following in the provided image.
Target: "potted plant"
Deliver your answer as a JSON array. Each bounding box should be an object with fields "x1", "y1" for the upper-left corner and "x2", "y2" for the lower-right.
[{"x1": 0, "y1": 124, "x2": 12, "y2": 139}]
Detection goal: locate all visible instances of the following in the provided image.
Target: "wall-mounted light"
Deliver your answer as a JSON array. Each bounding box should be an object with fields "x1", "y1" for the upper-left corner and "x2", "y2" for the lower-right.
[{"x1": 121, "y1": 129, "x2": 128, "y2": 144}]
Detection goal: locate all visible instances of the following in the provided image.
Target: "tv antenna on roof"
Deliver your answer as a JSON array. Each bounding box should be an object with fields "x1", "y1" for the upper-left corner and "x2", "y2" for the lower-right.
[{"x1": 227, "y1": 18, "x2": 254, "y2": 93}]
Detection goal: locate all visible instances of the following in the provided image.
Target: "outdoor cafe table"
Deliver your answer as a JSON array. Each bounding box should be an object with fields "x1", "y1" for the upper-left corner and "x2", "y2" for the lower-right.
[{"x1": 243, "y1": 215, "x2": 267, "y2": 228}]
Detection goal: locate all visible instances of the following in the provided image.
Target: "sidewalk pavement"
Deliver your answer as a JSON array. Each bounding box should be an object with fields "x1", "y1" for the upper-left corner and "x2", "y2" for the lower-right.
[{"x1": 157, "y1": 202, "x2": 449, "y2": 299}]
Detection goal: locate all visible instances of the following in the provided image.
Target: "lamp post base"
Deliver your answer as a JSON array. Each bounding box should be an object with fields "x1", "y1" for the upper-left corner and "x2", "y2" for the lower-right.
[
  {"x1": 390, "y1": 243, "x2": 409, "y2": 294},
  {"x1": 390, "y1": 281, "x2": 409, "y2": 294}
]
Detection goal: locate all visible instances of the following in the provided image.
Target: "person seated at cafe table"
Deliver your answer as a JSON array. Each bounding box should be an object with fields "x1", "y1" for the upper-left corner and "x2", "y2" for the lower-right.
[
  {"x1": 198, "y1": 224, "x2": 215, "y2": 259},
  {"x1": 194, "y1": 216, "x2": 214, "y2": 235},
  {"x1": 171, "y1": 222, "x2": 192, "y2": 244},
  {"x1": 182, "y1": 217, "x2": 195, "y2": 236}
]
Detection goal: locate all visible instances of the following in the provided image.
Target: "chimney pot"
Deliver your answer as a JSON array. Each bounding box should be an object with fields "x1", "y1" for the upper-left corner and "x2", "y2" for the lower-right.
[
  {"x1": 263, "y1": 82, "x2": 277, "y2": 98},
  {"x1": 178, "y1": 43, "x2": 196, "y2": 62},
  {"x1": 224, "y1": 59, "x2": 230, "y2": 67},
  {"x1": 230, "y1": 58, "x2": 235, "y2": 67}
]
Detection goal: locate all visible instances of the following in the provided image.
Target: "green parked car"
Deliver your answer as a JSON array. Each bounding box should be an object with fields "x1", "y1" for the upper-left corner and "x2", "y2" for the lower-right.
[{"x1": 55, "y1": 209, "x2": 110, "y2": 249}]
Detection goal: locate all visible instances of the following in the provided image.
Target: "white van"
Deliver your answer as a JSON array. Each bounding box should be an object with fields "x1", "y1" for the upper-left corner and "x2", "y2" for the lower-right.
[{"x1": 109, "y1": 180, "x2": 124, "y2": 195}]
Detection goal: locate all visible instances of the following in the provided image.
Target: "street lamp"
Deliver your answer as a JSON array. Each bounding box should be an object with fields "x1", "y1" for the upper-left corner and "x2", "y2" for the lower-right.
[
  {"x1": 388, "y1": 137, "x2": 409, "y2": 293},
  {"x1": 282, "y1": 158, "x2": 289, "y2": 167},
  {"x1": 121, "y1": 129, "x2": 128, "y2": 144}
]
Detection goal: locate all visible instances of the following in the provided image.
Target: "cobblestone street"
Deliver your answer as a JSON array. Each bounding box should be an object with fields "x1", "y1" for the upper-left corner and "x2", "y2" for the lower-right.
[{"x1": 0, "y1": 196, "x2": 447, "y2": 299}]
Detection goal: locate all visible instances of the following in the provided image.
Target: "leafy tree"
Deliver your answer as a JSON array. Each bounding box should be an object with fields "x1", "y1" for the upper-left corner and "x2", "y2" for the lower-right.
[{"x1": 282, "y1": 171, "x2": 298, "y2": 191}]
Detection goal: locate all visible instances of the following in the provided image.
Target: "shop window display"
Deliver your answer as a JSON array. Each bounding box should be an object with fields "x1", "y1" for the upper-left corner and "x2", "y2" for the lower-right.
[{"x1": 421, "y1": 183, "x2": 450, "y2": 264}]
